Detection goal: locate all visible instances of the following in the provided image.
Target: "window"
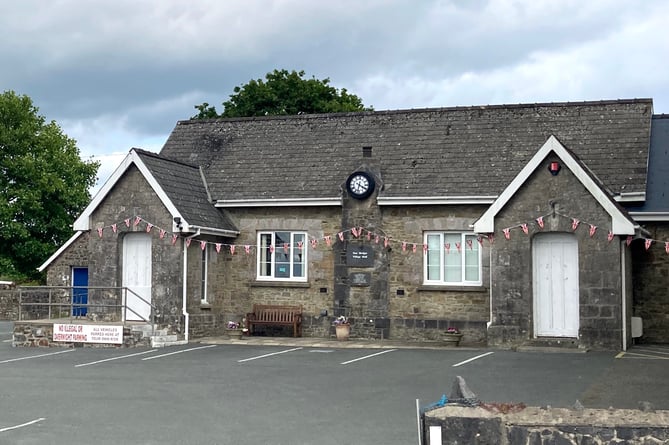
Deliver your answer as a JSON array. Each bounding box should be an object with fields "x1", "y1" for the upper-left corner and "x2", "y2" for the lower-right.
[
  {"x1": 257, "y1": 231, "x2": 307, "y2": 281},
  {"x1": 201, "y1": 244, "x2": 208, "y2": 303},
  {"x1": 424, "y1": 232, "x2": 481, "y2": 285}
]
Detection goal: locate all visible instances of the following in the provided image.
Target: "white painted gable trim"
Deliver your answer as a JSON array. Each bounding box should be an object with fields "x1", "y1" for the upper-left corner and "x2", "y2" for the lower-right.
[
  {"x1": 473, "y1": 136, "x2": 636, "y2": 235},
  {"x1": 37, "y1": 231, "x2": 82, "y2": 272},
  {"x1": 73, "y1": 150, "x2": 183, "y2": 231}
]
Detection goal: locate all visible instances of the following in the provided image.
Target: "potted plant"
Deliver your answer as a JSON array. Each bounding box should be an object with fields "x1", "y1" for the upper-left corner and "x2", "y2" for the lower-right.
[
  {"x1": 225, "y1": 321, "x2": 246, "y2": 339},
  {"x1": 333, "y1": 315, "x2": 351, "y2": 341},
  {"x1": 444, "y1": 327, "x2": 463, "y2": 346}
]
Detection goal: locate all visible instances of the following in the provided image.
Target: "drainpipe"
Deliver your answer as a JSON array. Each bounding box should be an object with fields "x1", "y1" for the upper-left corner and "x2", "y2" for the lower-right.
[
  {"x1": 621, "y1": 242, "x2": 627, "y2": 352},
  {"x1": 182, "y1": 229, "x2": 201, "y2": 343},
  {"x1": 487, "y1": 247, "x2": 493, "y2": 329}
]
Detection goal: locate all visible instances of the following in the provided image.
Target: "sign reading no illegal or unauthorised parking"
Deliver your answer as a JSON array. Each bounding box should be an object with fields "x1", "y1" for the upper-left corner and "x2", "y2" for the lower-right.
[{"x1": 53, "y1": 324, "x2": 123, "y2": 344}]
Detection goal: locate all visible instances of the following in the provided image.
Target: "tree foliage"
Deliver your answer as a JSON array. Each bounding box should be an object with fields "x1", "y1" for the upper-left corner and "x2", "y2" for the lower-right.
[
  {"x1": 192, "y1": 69, "x2": 371, "y2": 119},
  {"x1": 0, "y1": 91, "x2": 99, "y2": 281}
]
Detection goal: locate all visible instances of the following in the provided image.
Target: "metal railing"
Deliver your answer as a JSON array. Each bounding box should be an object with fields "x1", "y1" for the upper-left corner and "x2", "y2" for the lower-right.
[{"x1": 17, "y1": 286, "x2": 157, "y2": 335}]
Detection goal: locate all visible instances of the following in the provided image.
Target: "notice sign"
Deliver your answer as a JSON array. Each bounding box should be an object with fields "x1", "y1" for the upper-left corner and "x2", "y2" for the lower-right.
[
  {"x1": 53, "y1": 324, "x2": 123, "y2": 344},
  {"x1": 346, "y1": 245, "x2": 375, "y2": 267}
]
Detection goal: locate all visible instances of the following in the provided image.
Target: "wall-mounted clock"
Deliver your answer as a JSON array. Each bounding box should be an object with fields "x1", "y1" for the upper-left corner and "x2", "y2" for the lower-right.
[{"x1": 346, "y1": 171, "x2": 375, "y2": 200}]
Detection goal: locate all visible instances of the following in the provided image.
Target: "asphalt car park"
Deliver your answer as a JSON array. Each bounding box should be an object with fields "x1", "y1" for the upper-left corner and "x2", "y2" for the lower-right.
[{"x1": 1, "y1": 322, "x2": 668, "y2": 445}]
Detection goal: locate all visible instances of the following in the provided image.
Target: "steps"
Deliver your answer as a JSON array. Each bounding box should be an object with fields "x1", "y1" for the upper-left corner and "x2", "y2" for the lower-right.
[{"x1": 129, "y1": 324, "x2": 186, "y2": 348}]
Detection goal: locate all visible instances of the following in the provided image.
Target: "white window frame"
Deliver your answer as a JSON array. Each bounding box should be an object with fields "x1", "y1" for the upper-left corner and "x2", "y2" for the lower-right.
[
  {"x1": 423, "y1": 232, "x2": 482, "y2": 286},
  {"x1": 256, "y1": 231, "x2": 308, "y2": 282}
]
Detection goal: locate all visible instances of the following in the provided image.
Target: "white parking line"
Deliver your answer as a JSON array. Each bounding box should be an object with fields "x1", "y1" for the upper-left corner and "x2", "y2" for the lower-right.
[
  {"x1": 0, "y1": 417, "x2": 45, "y2": 432},
  {"x1": 238, "y1": 347, "x2": 303, "y2": 363},
  {"x1": 0, "y1": 349, "x2": 75, "y2": 364},
  {"x1": 75, "y1": 349, "x2": 158, "y2": 367},
  {"x1": 452, "y1": 351, "x2": 494, "y2": 367},
  {"x1": 340, "y1": 349, "x2": 397, "y2": 365},
  {"x1": 141, "y1": 345, "x2": 217, "y2": 360}
]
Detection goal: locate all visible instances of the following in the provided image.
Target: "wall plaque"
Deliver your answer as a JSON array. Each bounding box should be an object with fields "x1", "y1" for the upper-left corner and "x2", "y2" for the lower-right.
[
  {"x1": 350, "y1": 272, "x2": 371, "y2": 287},
  {"x1": 347, "y1": 245, "x2": 374, "y2": 267}
]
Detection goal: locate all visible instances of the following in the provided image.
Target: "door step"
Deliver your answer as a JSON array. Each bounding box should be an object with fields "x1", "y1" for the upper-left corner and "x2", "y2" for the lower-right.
[{"x1": 151, "y1": 335, "x2": 188, "y2": 348}]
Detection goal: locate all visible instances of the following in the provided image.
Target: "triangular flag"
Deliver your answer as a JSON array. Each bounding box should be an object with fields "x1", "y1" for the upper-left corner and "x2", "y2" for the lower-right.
[
  {"x1": 521, "y1": 223, "x2": 528, "y2": 235},
  {"x1": 571, "y1": 218, "x2": 580, "y2": 231},
  {"x1": 626, "y1": 236, "x2": 633, "y2": 247},
  {"x1": 665, "y1": 241, "x2": 669, "y2": 254},
  {"x1": 310, "y1": 239, "x2": 318, "y2": 248},
  {"x1": 159, "y1": 229, "x2": 166, "y2": 239},
  {"x1": 367, "y1": 231, "x2": 372, "y2": 241},
  {"x1": 283, "y1": 243, "x2": 289, "y2": 253},
  {"x1": 200, "y1": 241, "x2": 206, "y2": 251},
  {"x1": 423, "y1": 243, "x2": 428, "y2": 253},
  {"x1": 384, "y1": 237, "x2": 389, "y2": 248},
  {"x1": 411, "y1": 243, "x2": 417, "y2": 253},
  {"x1": 215, "y1": 243, "x2": 222, "y2": 253},
  {"x1": 172, "y1": 234, "x2": 178, "y2": 245},
  {"x1": 445, "y1": 243, "x2": 450, "y2": 254},
  {"x1": 124, "y1": 218, "x2": 131, "y2": 227},
  {"x1": 401, "y1": 242, "x2": 407, "y2": 252},
  {"x1": 134, "y1": 216, "x2": 141, "y2": 226},
  {"x1": 338, "y1": 232, "x2": 344, "y2": 242},
  {"x1": 375, "y1": 235, "x2": 380, "y2": 244},
  {"x1": 230, "y1": 245, "x2": 235, "y2": 255},
  {"x1": 455, "y1": 242, "x2": 461, "y2": 253},
  {"x1": 645, "y1": 239, "x2": 652, "y2": 250},
  {"x1": 146, "y1": 223, "x2": 153, "y2": 233},
  {"x1": 325, "y1": 236, "x2": 332, "y2": 247},
  {"x1": 269, "y1": 245, "x2": 274, "y2": 253},
  {"x1": 607, "y1": 231, "x2": 614, "y2": 243},
  {"x1": 536, "y1": 216, "x2": 544, "y2": 229},
  {"x1": 589, "y1": 225, "x2": 597, "y2": 237},
  {"x1": 488, "y1": 234, "x2": 495, "y2": 245},
  {"x1": 477, "y1": 236, "x2": 484, "y2": 246},
  {"x1": 297, "y1": 241, "x2": 303, "y2": 251},
  {"x1": 186, "y1": 238, "x2": 192, "y2": 247},
  {"x1": 466, "y1": 239, "x2": 473, "y2": 250},
  {"x1": 244, "y1": 245, "x2": 251, "y2": 254},
  {"x1": 97, "y1": 227, "x2": 104, "y2": 238},
  {"x1": 503, "y1": 228, "x2": 511, "y2": 240},
  {"x1": 111, "y1": 223, "x2": 117, "y2": 233},
  {"x1": 351, "y1": 227, "x2": 358, "y2": 238}
]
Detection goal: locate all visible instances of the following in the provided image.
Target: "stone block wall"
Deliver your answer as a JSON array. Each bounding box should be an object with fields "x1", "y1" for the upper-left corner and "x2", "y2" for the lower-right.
[
  {"x1": 0, "y1": 289, "x2": 18, "y2": 320},
  {"x1": 423, "y1": 405, "x2": 669, "y2": 445},
  {"x1": 632, "y1": 222, "x2": 669, "y2": 344}
]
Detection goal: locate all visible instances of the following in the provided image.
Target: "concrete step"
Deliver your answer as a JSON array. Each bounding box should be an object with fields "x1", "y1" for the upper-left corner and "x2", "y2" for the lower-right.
[{"x1": 151, "y1": 335, "x2": 187, "y2": 348}]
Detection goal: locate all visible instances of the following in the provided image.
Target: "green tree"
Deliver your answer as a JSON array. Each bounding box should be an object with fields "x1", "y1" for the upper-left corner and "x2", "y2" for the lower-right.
[
  {"x1": 0, "y1": 91, "x2": 99, "y2": 281},
  {"x1": 192, "y1": 69, "x2": 371, "y2": 119}
]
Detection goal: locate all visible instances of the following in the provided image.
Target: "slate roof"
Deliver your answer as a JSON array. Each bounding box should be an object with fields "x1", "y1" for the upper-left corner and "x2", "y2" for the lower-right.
[
  {"x1": 134, "y1": 149, "x2": 237, "y2": 232},
  {"x1": 159, "y1": 99, "x2": 653, "y2": 201},
  {"x1": 631, "y1": 115, "x2": 669, "y2": 212}
]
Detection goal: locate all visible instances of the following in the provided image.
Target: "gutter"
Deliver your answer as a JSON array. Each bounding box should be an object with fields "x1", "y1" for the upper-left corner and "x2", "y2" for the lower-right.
[{"x1": 182, "y1": 229, "x2": 201, "y2": 342}]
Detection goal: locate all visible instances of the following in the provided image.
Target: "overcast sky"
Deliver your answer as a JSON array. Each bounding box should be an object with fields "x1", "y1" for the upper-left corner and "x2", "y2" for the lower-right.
[{"x1": 2, "y1": 0, "x2": 668, "y2": 193}]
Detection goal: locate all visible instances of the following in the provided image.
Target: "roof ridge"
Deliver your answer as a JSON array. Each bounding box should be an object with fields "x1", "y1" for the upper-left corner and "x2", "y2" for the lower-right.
[
  {"x1": 133, "y1": 147, "x2": 199, "y2": 169},
  {"x1": 175, "y1": 98, "x2": 654, "y2": 125}
]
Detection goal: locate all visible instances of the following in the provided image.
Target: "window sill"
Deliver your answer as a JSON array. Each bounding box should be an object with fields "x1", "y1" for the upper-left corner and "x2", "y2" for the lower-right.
[
  {"x1": 251, "y1": 281, "x2": 310, "y2": 288},
  {"x1": 417, "y1": 285, "x2": 487, "y2": 292}
]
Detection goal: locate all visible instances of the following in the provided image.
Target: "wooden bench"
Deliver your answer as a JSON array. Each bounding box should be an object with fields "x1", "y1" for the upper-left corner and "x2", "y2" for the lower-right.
[{"x1": 246, "y1": 304, "x2": 303, "y2": 338}]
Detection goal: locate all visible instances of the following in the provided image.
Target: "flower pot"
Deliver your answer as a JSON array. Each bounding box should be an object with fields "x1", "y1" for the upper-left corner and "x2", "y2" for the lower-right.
[
  {"x1": 443, "y1": 333, "x2": 463, "y2": 347},
  {"x1": 226, "y1": 329, "x2": 243, "y2": 340},
  {"x1": 335, "y1": 324, "x2": 350, "y2": 341}
]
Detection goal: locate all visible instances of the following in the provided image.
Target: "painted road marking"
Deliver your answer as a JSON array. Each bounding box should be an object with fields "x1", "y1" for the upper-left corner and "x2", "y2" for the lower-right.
[
  {"x1": 309, "y1": 349, "x2": 335, "y2": 353},
  {"x1": 617, "y1": 347, "x2": 669, "y2": 360},
  {"x1": 238, "y1": 347, "x2": 303, "y2": 363},
  {"x1": 621, "y1": 352, "x2": 669, "y2": 360},
  {"x1": 0, "y1": 417, "x2": 45, "y2": 433},
  {"x1": 0, "y1": 349, "x2": 74, "y2": 364},
  {"x1": 634, "y1": 348, "x2": 669, "y2": 356},
  {"x1": 142, "y1": 345, "x2": 217, "y2": 361},
  {"x1": 452, "y1": 351, "x2": 495, "y2": 368},
  {"x1": 615, "y1": 352, "x2": 625, "y2": 359},
  {"x1": 75, "y1": 349, "x2": 158, "y2": 367},
  {"x1": 340, "y1": 349, "x2": 397, "y2": 365}
]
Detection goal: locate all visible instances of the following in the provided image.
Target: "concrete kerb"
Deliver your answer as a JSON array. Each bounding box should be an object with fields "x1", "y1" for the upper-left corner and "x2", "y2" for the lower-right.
[{"x1": 195, "y1": 336, "x2": 487, "y2": 350}]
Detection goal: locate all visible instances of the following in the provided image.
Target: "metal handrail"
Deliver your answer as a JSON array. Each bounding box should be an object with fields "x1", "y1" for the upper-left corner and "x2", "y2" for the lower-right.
[{"x1": 18, "y1": 286, "x2": 157, "y2": 336}]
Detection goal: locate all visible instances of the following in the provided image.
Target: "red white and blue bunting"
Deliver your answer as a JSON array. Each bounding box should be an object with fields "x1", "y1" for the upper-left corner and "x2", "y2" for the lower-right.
[{"x1": 90, "y1": 212, "x2": 669, "y2": 256}]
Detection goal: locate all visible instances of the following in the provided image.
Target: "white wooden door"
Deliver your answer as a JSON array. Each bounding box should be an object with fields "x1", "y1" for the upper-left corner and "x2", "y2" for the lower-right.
[
  {"x1": 122, "y1": 233, "x2": 152, "y2": 321},
  {"x1": 533, "y1": 233, "x2": 579, "y2": 337}
]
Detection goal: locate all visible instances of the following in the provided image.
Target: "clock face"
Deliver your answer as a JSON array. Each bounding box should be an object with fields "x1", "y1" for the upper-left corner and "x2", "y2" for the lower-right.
[{"x1": 346, "y1": 172, "x2": 375, "y2": 199}]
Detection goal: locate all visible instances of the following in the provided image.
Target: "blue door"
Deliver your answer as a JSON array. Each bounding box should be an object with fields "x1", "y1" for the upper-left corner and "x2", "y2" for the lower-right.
[{"x1": 72, "y1": 267, "x2": 88, "y2": 316}]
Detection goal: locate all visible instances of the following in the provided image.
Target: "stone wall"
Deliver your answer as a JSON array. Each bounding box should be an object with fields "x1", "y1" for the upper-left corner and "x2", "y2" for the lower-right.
[
  {"x1": 0, "y1": 289, "x2": 18, "y2": 320},
  {"x1": 489, "y1": 155, "x2": 626, "y2": 350},
  {"x1": 632, "y1": 222, "x2": 669, "y2": 344},
  {"x1": 12, "y1": 321, "x2": 151, "y2": 347},
  {"x1": 423, "y1": 405, "x2": 669, "y2": 445}
]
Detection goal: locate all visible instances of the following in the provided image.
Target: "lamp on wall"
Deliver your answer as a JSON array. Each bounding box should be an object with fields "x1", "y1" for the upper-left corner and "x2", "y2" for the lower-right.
[
  {"x1": 173, "y1": 216, "x2": 182, "y2": 230},
  {"x1": 548, "y1": 161, "x2": 561, "y2": 176}
]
